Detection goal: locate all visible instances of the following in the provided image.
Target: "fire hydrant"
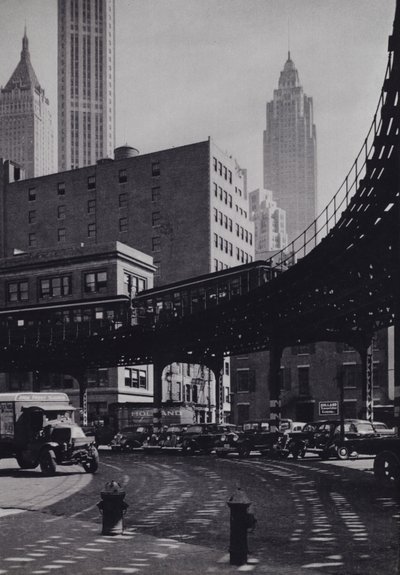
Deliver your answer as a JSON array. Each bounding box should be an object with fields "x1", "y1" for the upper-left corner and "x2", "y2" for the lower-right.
[
  {"x1": 227, "y1": 487, "x2": 256, "y2": 566},
  {"x1": 97, "y1": 481, "x2": 128, "y2": 536}
]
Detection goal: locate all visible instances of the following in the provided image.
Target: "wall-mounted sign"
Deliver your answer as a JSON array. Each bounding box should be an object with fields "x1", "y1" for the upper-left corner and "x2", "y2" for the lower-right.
[{"x1": 319, "y1": 401, "x2": 339, "y2": 416}]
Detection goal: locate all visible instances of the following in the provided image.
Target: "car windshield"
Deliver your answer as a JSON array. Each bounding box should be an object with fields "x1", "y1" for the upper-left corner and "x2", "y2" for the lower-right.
[
  {"x1": 136, "y1": 427, "x2": 147, "y2": 433},
  {"x1": 185, "y1": 426, "x2": 204, "y2": 434},
  {"x1": 373, "y1": 422, "x2": 387, "y2": 430},
  {"x1": 355, "y1": 422, "x2": 375, "y2": 433},
  {"x1": 167, "y1": 426, "x2": 182, "y2": 432}
]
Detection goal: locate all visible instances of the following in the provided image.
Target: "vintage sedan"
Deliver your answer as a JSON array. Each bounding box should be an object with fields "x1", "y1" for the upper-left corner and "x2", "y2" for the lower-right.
[
  {"x1": 142, "y1": 424, "x2": 188, "y2": 453},
  {"x1": 215, "y1": 420, "x2": 288, "y2": 458},
  {"x1": 288, "y1": 419, "x2": 377, "y2": 460},
  {"x1": 181, "y1": 423, "x2": 238, "y2": 455},
  {"x1": 110, "y1": 425, "x2": 152, "y2": 451}
]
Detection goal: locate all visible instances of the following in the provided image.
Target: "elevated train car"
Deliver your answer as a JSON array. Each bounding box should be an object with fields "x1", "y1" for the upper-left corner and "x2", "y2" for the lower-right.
[
  {"x1": 133, "y1": 260, "x2": 279, "y2": 328},
  {"x1": 0, "y1": 295, "x2": 132, "y2": 344}
]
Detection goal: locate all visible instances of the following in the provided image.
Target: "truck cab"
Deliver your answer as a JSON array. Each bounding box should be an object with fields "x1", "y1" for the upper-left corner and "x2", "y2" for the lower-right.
[{"x1": 0, "y1": 392, "x2": 99, "y2": 475}]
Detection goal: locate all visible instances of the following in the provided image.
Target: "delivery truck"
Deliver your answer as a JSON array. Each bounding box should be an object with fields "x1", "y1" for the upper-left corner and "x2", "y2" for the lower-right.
[{"x1": 0, "y1": 392, "x2": 99, "y2": 475}]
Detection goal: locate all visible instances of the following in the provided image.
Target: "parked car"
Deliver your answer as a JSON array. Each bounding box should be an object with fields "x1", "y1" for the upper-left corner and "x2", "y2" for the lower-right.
[
  {"x1": 288, "y1": 419, "x2": 377, "y2": 460},
  {"x1": 142, "y1": 424, "x2": 188, "y2": 453},
  {"x1": 373, "y1": 422, "x2": 396, "y2": 436},
  {"x1": 110, "y1": 425, "x2": 152, "y2": 451},
  {"x1": 181, "y1": 423, "x2": 238, "y2": 455},
  {"x1": 215, "y1": 420, "x2": 288, "y2": 459}
]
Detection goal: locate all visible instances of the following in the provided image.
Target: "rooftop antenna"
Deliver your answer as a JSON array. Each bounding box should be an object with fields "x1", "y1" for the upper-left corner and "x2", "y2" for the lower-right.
[{"x1": 287, "y1": 17, "x2": 291, "y2": 59}]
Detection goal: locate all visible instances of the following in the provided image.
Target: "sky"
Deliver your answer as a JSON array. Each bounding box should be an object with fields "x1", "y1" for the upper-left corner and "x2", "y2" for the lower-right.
[{"x1": 0, "y1": 0, "x2": 396, "y2": 213}]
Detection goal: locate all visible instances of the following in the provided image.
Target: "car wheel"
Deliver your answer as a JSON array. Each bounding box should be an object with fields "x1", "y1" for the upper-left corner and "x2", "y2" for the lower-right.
[
  {"x1": 182, "y1": 443, "x2": 195, "y2": 456},
  {"x1": 337, "y1": 446, "x2": 349, "y2": 460},
  {"x1": 39, "y1": 449, "x2": 57, "y2": 476},
  {"x1": 238, "y1": 444, "x2": 250, "y2": 458},
  {"x1": 374, "y1": 450, "x2": 400, "y2": 487}
]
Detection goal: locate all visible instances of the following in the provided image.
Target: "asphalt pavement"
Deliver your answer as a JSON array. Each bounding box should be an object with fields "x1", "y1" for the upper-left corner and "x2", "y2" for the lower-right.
[{"x1": 0, "y1": 454, "x2": 390, "y2": 575}]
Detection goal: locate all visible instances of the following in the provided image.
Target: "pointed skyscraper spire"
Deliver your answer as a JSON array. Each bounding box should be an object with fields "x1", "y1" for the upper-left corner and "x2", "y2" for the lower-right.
[{"x1": 4, "y1": 28, "x2": 40, "y2": 91}]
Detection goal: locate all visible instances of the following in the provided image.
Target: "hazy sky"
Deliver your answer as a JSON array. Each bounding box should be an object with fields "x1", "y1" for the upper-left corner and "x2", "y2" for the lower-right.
[{"x1": 0, "y1": 0, "x2": 396, "y2": 212}]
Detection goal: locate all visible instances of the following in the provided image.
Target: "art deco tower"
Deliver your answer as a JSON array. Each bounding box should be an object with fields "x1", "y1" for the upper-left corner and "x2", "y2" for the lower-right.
[
  {"x1": 0, "y1": 29, "x2": 54, "y2": 178},
  {"x1": 58, "y1": 0, "x2": 115, "y2": 170},
  {"x1": 263, "y1": 53, "x2": 317, "y2": 245}
]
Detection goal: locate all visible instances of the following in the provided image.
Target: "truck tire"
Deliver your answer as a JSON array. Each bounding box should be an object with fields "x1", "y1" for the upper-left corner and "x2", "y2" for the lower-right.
[
  {"x1": 16, "y1": 452, "x2": 38, "y2": 470},
  {"x1": 82, "y1": 448, "x2": 99, "y2": 473},
  {"x1": 374, "y1": 450, "x2": 400, "y2": 487},
  {"x1": 39, "y1": 449, "x2": 57, "y2": 476}
]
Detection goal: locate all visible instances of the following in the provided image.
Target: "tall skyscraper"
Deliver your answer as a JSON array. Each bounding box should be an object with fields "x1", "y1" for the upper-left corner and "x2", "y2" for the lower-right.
[
  {"x1": 58, "y1": 0, "x2": 115, "y2": 171},
  {"x1": 0, "y1": 30, "x2": 54, "y2": 178},
  {"x1": 263, "y1": 52, "x2": 317, "y2": 245}
]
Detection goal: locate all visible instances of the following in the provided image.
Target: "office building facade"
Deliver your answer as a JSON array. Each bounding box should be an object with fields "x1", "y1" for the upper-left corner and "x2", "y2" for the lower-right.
[
  {"x1": 263, "y1": 53, "x2": 317, "y2": 245},
  {"x1": 0, "y1": 31, "x2": 54, "y2": 178},
  {"x1": 58, "y1": 0, "x2": 115, "y2": 170}
]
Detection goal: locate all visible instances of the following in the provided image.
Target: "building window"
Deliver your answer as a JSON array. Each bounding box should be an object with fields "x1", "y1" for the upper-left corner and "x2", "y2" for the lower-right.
[
  {"x1": 237, "y1": 370, "x2": 249, "y2": 392},
  {"x1": 214, "y1": 233, "x2": 218, "y2": 248},
  {"x1": 87, "y1": 175, "x2": 96, "y2": 190},
  {"x1": 298, "y1": 367, "x2": 310, "y2": 395},
  {"x1": 152, "y1": 212, "x2": 161, "y2": 227},
  {"x1": 213, "y1": 157, "x2": 217, "y2": 171},
  {"x1": 58, "y1": 228, "x2": 66, "y2": 242},
  {"x1": 84, "y1": 271, "x2": 108, "y2": 293},
  {"x1": 237, "y1": 404, "x2": 249, "y2": 425},
  {"x1": 58, "y1": 205, "x2": 66, "y2": 219},
  {"x1": 118, "y1": 169, "x2": 127, "y2": 183},
  {"x1": 152, "y1": 236, "x2": 160, "y2": 252},
  {"x1": 342, "y1": 364, "x2": 360, "y2": 389},
  {"x1": 57, "y1": 182, "x2": 66, "y2": 196},
  {"x1": 28, "y1": 187, "x2": 36, "y2": 201},
  {"x1": 39, "y1": 276, "x2": 71, "y2": 298},
  {"x1": 152, "y1": 187, "x2": 160, "y2": 202},
  {"x1": 88, "y1": 223, "x2": 96, "y2": 238},
  {"x1": 87, "y1": 368, "x2": 109, "y2": 388},
  {"x1": 225, "y1": 361, "x2": 229, "y2": 375},
  {"x1": 151, "y1": 162, "x2": 160, "y2": 177},
  {"x1": 28, "y1": 210, "x2": 36, "y2": 224},
  {"x1": 228, "y1": 170, "x2": 232, "y2": 184},
  {"x1": 87, "y1": 199, "x2": 96, "y2": 214},
  {"x1": 125, "y1": 368, "x2": 148, "y2": 389},
  {"x1": 8, "y1": 280, "x2": 28, "y2": 302},
  {"x1": 28, "y1": 233, "x2": 36, "y2": 247},
  {"x1": 119, "y1": 193, "x2": 127, "y2": 208},
  {"x1": 119, "y1": 217, "x2": 128, "y2": 232},
  {"x1": 124, "y1": 272, "x2": 146, "y2": 297}
]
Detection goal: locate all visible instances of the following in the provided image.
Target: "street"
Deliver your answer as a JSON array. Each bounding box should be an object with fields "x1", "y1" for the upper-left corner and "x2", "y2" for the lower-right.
[{"x1": 0, "y1": 451, "x2": 398, "y2": 574}]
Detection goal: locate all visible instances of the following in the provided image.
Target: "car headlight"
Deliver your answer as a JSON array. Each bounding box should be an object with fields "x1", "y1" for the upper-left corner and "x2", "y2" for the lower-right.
[
  {"x1": 232, "y1": 434, "x2": 239, "y2": 442},
  {"x1": 220, "y1": 434, "x2": 226, "y2": 442}
]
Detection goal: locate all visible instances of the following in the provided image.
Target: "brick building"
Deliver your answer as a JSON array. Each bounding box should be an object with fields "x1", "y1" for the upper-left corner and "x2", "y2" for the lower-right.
[{"x1": 0, "y1": 139, "x2": 253, "y2": 423}]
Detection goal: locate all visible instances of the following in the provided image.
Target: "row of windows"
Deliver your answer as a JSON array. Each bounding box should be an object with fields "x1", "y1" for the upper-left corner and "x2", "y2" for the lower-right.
[
  {"x1": 213, "y1": 183, "x2": 233, "y2": 208},
  {"x1": 235, "y1": 362, "x2": 383, "y2": 394},
  {"x1": 214, "y1": 234, "x2": 233, "y2": 256},
  {"x1": 7, "y1": 271, "x2": 108, "y2": 302},
  {"x1": 212, "y1": 157, "x2": 233, "y2": 184},
  {"x1": 26, "y1": 164, "x2": 159, "y2": 202},
  {"x1": 124, "y1": 368, "x2": 148, "y2": 389},
  {"x1": 213, "y1": 208, "x2": 252, "y2": 244}
]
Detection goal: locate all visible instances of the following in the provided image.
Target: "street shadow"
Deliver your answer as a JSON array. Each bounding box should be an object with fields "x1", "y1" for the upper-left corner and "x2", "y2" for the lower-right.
[{"x1": 0, "y1": 468, "x2": 87, "y2": 478}]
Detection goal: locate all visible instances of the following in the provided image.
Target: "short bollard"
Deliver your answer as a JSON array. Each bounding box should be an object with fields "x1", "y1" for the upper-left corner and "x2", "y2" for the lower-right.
[
  {"x1": 227, "y1": 487, "x2": 256, "y2": 566},
  {"x1": 97, "y1": 481, "x2": 128, "y2": 536}
]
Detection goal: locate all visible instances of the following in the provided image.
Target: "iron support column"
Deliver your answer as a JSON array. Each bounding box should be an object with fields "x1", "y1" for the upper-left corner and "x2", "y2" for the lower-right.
[
  {"x1": 359, "y1": 342, "x2": 374, "y2": 422},
  {"x1": 208, "y1": 356, "x2": 224, "y2": 424},
  {"x1": 152, "y1": 357, "x2": 167, "y2": 428},
  {"x1": 269, "y1": 344, "x2": 283, "y2": 428}
]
